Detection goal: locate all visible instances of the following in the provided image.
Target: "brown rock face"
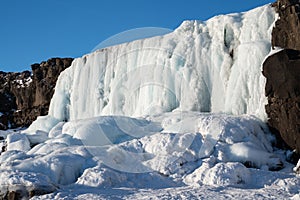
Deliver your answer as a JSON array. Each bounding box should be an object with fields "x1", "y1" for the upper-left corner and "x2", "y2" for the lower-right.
[
  {"x1": 272, "y1": 0, "x2": 300, "y2": 50},
  {"x1": 0, "y1": 58, "x2": 73, "y2": 129},
  {"x1": 263, "y1": 49, "x2": 300, "y2": 153},
  {"x1": 264, "y1": 0, "x2": 300, "y2": 157}
]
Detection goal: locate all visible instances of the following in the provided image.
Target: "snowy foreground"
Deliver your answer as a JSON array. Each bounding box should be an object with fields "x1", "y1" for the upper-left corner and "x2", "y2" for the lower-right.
[
  {"x1": 0, "y1": 112, "x2": 299, "y2": 199},
  {"x1": 0, "y1": 4, "x2": 300, "y2": 200}
]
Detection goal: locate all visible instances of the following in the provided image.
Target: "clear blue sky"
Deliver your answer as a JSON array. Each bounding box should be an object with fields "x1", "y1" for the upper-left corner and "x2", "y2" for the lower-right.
[{"x1": 0, "y1": 0, "x2": 274, "y2": 72}]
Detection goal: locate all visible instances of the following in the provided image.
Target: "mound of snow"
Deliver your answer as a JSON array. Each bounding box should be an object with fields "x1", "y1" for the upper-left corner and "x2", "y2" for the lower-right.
[
  {"x1": 0, "y1": 146, "x2": 92, "y2": 185},
  {"x1": 0, "y1": 112, "x2": 297, "y2": 199},
  {"x1": 0, "y1": 170, "x2": 56, "y2": 199},
  {"x1": 76, "y1": 164, "x2": 177, "y2": 189},
  {"x1": 61, "y1": 116, "x2": 161, "y2": 146},
  {"x1": 6, "y1": 132, "x2": 30, "y2": 152},
  {"x1": 184, "y1": 161, "x2": 251, "y2": 187},
  {"x1": 0, "y1": 112, "x2": 282, "y2": 189}
]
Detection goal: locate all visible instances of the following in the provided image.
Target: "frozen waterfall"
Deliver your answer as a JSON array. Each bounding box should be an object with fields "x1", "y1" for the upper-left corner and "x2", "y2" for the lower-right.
[{"x1": 26, "y1": 5, "x2": 275, "y2": 133}]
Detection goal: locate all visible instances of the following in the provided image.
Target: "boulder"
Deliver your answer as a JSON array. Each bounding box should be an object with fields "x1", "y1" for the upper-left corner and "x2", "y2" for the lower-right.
[
  {"x1": 263, "y1": 49, "x2": 300, "y2": 154},
  {"x1": 272, "y1": 0, "x2": 300, "y2": 50},
  {"x1": 263, "y1": 0, "x2": 300, "y2": 159}
]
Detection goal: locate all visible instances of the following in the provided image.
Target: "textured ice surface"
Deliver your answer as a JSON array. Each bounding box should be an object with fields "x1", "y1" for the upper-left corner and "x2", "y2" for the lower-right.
[
  {"x1": 1, "y1": 112, "x2": 294, "y2": 199},
  {"x1": 0, "y1": 113, "x2": 287, "y2": 192},
  {"x1": 24, "y1": 5, "x2": 275, "y2": 135}
]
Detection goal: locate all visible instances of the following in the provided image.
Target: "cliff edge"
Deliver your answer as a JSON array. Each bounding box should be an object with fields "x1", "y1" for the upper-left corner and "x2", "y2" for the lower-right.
[
  {"x1": 0, "y1": 58, "x2": 73, "y2": 129},
  {"x1": 263, "y1": 0, "x2": 300, "y2": 156}
]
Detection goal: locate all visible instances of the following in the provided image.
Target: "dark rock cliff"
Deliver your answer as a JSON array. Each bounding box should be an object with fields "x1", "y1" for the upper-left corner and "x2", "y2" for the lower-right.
[
  {"x1": 263, "y1": 49, "x2": 300, "y2": 153},
  {"x1": 0, "y1": 58, "x2": 73, "y2": 129},
  {"x1": 272, "y1": 0, "x2": 300, "y2": 50},
  {"x1": 263, "y1": 0, "x2": 300, "y2": 156}
]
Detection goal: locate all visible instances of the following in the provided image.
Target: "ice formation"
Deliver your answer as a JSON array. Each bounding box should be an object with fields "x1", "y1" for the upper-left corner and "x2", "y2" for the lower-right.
[{"x1": 24, "y1": 5, "x2": 275, "y2": 134}]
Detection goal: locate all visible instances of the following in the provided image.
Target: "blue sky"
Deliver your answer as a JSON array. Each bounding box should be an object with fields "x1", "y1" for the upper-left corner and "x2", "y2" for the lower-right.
[{"x1": 0, "y1": 0, "x2": 274, "y2": 72}]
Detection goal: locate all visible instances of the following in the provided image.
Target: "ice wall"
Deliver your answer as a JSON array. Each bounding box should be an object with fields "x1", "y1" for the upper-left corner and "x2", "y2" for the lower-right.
[{"x1": 28, "y1": 5, "x2": 275, "y2": 133}]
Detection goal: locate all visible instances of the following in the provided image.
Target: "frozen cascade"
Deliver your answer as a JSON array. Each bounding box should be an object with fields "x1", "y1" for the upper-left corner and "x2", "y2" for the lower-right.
[{"x1": 26, "y1": 5, "x2": 275, "y2": 133}]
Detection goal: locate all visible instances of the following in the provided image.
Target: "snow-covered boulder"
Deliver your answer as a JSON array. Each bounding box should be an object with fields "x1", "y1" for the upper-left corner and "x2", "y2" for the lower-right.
[
  {"x1": 0, "y1": 171, "x2": 56, "y2": 199},
  {"x1": 6, "y1": 132, "x2": 30, "y2": 152},
  {"x1": 184, "y1": 162, "x2": 251, "y2": 187}
]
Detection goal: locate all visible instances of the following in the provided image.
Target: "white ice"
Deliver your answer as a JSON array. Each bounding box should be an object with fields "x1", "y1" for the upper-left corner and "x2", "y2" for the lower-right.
[{"x1": 24, "y1": 4, "x2": 275, "y2": 136}]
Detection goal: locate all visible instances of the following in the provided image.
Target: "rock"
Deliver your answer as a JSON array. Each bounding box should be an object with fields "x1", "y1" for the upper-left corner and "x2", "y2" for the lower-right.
[
  {"x1": 0, "y1": 58, "x2": 73, "y2": 130},
  {"x1": 263, "y1": 0, "x2": 300, "y2": 158},
  {"x1": 272, "y1": 0, "x2": 300, "y2": 50},
  {"x1": 263, "y1": 49, "x2": 300, "y2": 154},
  {"x1": 0, "y1": 188, "x2": 54, "y2": 200},
  {"x1": 0, "y1": 171, "x2": 57, "y2": 200}
]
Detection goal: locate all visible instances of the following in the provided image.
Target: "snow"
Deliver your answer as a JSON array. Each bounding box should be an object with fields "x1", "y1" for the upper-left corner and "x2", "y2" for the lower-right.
[
  {"x1": 61, "y1": 116, "x2": 161, "y2": 146},
  {"x1": 294, "y1": 159, "x2": 300, "y2": 173},
  {"x1": 6, "y1": 132, "x2": 30, "y2": 152},
  {"x1": 14, "y1": 77, "x2": 32, "y2": 88},
  {"x1": 1, "y1": 112, "x2": 299, "y2": 199},
  {"x1": 0, "y1": 4, "x2": 299, "y2": 200},
  {"x1": 0, "y1": 170, "x2": 56, "y2": 198},
  {"x1": 184, "y1": 161, "x2": 251, "y2": 187},
  {"x1": 292, "y1": 194, "x2": 300, "y2": 200}
]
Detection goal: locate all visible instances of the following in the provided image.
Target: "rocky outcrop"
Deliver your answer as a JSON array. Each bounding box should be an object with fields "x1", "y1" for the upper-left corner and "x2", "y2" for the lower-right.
[
  {"x1": 272, "y1": 0, "x2": 300, "y2": 50},
  {"x1": 263, "y1": 0, "x2": 300, "y2": 156},
  {"x1": 263, "y1": 49, "x2": 300, "y2": 154},
  {"x1": 0, "y1": 186, "x2": 56, "y2": 200},
  {"x1": 0, "y1": 58, "x2": 73, "y2": 129}
]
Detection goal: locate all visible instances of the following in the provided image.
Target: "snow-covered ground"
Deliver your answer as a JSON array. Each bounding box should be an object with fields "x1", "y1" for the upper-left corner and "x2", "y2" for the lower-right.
[
  {"x1": 0, "y1": 112, "x2": 299, "y2": 199},
  {"x1": 0, "y1": 4, "x2": 299, "y2": 200}
]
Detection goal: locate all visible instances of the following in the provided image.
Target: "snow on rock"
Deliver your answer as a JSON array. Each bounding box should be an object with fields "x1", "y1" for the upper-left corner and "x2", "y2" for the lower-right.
[
  {"x1": 24, "y1": 116, "x2": 60, "y2": 135},
  {"x1": 6, "y1": 132, "x2": 30, "y2": 152},
  {"x1": 147, "y1": 112, "x2": 281, "y2": 172},
  {"x1": 184, "y1": 161, "x2": 251, "y2": 187},
  {"x1": 0, "y1": 112, "x2": 282, "y2": 191},
  {"x1": 229, "y1": 142, "x2": 283, "y2": 169},
  {"x1": 294, "y1": 159, "x2": 300, "y2": 174},
  {"x1": 138, "y1": 131, "x2": 203, "y2": 176},
  {"x1": 33, "y1": 112, "x2": 280, "y2": 177},
  {"x1": 0, "y1": 170, "x2": 56, "y2": 199},
  {"x1": 24, "y1": 5, "x2": 275, "y2": 135},
  {"x1": 76, "y1": 164, "x2": 178, "y2": 189},
  {"x1": 25, "y1": 130, "x2": 49, "y2": 145},
  {"x1": 0, "y1": 145, "x2": 93, "y2": 186},
  {"x1": 271, "y1": 177, "x2": 300, "y2": 195},
  {"x1": 48, "y1": 122, "x2": 65, "y2": 138},
  {"x1": 0, "y1": 151, "x2": 31, "y2": 166}
]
